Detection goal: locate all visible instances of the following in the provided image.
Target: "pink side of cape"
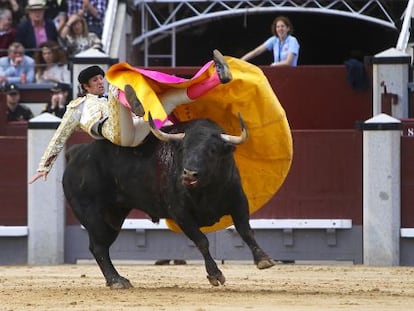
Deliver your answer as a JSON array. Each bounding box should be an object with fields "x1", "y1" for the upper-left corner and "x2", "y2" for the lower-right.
[
  {"x1": 117, "y1": 61, "x2": 213, "y2": 127},
  {"x1": 133, "y1": 61, "x2": 213, "y2": 84}
]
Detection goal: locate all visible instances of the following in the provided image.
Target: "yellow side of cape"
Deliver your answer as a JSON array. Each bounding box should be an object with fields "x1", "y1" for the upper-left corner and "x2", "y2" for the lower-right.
[
  {"x1": 107, "y1": 58, "x2": 293, "y2": 233},
  {"x1": 106, "y1": 62, "x2": 169, "y2": 122}
]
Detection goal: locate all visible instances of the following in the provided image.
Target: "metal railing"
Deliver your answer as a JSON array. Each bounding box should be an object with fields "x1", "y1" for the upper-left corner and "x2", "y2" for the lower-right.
[
  {"x1": 396, "y1": 0, "x2": 414, "y2": 52},
  {"x1": 102, "y1": 0, "x2": 119, "y2": 56},
  {"x1": 132, "y1": 0, "x2": 398, "y2": 66}
]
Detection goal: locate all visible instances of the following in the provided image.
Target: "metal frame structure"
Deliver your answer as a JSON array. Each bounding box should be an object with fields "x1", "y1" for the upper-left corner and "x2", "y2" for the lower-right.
[
  {"x1": 132, "y1": 0, "x2": 398, "y2": 66},
  {"x1": 397, "y1": 0, "x2": 414, "y2": 51},
  {"x1": 102, "y1": 0, "x2": 119, "y2": 55}
]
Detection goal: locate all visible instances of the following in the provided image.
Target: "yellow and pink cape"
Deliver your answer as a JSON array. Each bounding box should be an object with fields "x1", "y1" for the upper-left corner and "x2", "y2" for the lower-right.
[{"x1": 106, "y1": 57, "x2": 293, "y2": 233}]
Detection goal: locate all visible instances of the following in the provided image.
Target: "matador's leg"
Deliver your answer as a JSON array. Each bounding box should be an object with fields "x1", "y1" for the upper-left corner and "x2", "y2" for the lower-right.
[
  {"x1": 113, "y1": 50, "x2": 231, "y2": 119},
  {"x1": 101, "y1": 85, "x2": 150, "y2": 147},
  {"x1": 159, "y1": 49, "x2": 232, "y2": 114},
  {"x1": 101, "y1": 50, "x2": 231, "y2": 146}
]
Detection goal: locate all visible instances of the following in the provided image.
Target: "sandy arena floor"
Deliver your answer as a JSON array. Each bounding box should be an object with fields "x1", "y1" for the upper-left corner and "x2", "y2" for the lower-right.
[{"x1": 1, "y1": 262, "x2": 414, "y2": 311}]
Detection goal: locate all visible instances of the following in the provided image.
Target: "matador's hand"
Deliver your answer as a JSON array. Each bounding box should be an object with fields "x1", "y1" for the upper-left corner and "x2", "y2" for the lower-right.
[{"x1": 28, "y1": 171, "x2": 48, "y2": 184}]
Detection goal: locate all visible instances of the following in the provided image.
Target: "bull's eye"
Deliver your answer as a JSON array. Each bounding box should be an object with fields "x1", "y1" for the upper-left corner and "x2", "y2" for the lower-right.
[{"x1": 208, "y1": 145, "x2": 218, "y2": 156}]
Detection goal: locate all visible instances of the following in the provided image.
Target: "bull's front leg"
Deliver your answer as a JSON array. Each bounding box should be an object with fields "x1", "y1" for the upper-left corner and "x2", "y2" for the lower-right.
[
  {"x1": 231, "y1": 194, "x2": 275, "y2": 270},
  {"x1": 233, "y1": 221, "x2": 275, "y2": 269},
  {"x1": 179, "y1": 223, "x2": 225, "y2": 286}
]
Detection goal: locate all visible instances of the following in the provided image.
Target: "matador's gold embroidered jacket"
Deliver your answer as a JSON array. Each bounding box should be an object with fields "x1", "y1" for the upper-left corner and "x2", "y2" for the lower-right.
[{"x1": 37, "y1": 94, "x2": 108, "y2": 172}]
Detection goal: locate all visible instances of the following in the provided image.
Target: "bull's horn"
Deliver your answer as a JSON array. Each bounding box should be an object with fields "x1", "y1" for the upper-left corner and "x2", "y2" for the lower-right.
[
  {"x1": 220, "y1": 113, "x2": 248, "y2": 145},
  {"x1": 148, "y1": 111, "x2": 185, "y2": 142}
]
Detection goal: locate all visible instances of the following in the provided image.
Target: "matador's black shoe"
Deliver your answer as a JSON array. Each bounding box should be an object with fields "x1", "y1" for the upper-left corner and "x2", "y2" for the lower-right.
[
  {"x1": 125, "y1": 84, "x2": 145, "y2": 117},
  {"x1": 213, "y1": 49, "x2": 232, "y2": 84}
]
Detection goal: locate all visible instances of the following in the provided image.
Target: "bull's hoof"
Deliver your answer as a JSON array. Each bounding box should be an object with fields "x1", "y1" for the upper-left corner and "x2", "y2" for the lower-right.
[
  {"x1": 173, "y1": 260, "x2": 187, "y2": 265},
  {"x1": 256, "y1": 258, "x2": 276, "y2": 270},
  {"x1": 155, "y1": 259, "x2": 171, "y2": 265},
  {"x1": 207, "y1": 273, "x2": 226, "y2": 286},
  {"x1": 107, "y1": 276, "x2": 133, "y2": 289}
]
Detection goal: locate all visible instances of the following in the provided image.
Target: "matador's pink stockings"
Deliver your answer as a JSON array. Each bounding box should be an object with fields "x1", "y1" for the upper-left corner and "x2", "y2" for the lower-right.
[{"x1": 118, "y1": 72, "x2": 221, "y2": 117}]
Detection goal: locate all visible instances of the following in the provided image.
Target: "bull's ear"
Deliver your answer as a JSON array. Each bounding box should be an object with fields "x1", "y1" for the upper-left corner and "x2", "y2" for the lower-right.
[{"x1": 223, "y1": 142, "x2": 236, "y2": 153}]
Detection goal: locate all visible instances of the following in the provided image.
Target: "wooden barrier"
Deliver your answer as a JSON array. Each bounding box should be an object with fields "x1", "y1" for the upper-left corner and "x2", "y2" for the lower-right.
[
  {"x1": 0, "y1": 129, "x2": 363, "y2": 227},
  {"x1": 148, "y1": 65, "x2": 372, "y2": 130}
]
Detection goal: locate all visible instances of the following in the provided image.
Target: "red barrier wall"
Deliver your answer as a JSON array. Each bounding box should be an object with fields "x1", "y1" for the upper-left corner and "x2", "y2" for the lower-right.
[
  {"x1": 148, "y1": 65, "x2": 372, "y2": 130},
  {"x1": 401, "y1": 136, "x2": 414, "y2": 228},
  {"x1": 0, "y1": 136, "x2": 27, "y2": 225},
  {"x1": 254, "y1": 130, "x2": 363, "y2": 225},
  {"x1": 262, "y1": 66, "x2": 372, "y2": 129},
  {"x1": 0, "y1": 128, "x2": 364, "y2": 226}
]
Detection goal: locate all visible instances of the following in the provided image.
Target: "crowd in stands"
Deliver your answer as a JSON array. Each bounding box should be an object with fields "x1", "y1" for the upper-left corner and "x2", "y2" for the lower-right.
[
  {"x1": 0, "y1": 0, "x2": 107, "y2": 122},
  {"x1": 34, "y1": 40, "x2": 70, "y2": 83}
]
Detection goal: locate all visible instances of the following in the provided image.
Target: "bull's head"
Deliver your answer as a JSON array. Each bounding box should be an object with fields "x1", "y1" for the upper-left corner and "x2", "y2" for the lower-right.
[
  {"x1": 148, "y1": 112, "x2": 248, "y2": 189},
  {"x1": 148, "y1": 113, "x2": 248, "y2": 144}
]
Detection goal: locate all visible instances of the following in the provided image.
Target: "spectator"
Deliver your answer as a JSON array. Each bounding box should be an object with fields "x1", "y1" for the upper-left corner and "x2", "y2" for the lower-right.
[
  {"x1": 45, "y1": 0, "x2": 67, "y2": 21},
  {"x1": 41, "y1": 81, "x2": 71, "y2": 118},
  {"x1": 0, "y1": 0, "x2": 24, "y2": 26},
  {"x1": 59, "y1": 14, "x2": 102, "y2": 57},
  {"x1": 344, "y1": 50, "x2": 368, "y2": 91},
  {"x1": 241, "y1": 16, "x2": 300, "y2": 67},
  {"x1": 53, "y1": 10, "x2": 67, "y2": 33},
  {"x1": 15, "y1": 0, "x2": 59, "y2": 57},
  {"x1": 67, "y1": 0, "x2": 106, "y2": 38},
  {"x1": 0, "y1": 41, "x2": 35, "y2": 85},
  {"x1": 0, "y1": 8, "x2": 16, "y2": 57},
  {"x1": 34, "y1": 40, "x2": 70, "y2": 83},
  {"x1": 5, "y1": 83, "x2": 34, "y2": 121},
  {"x1": 44, "y1": 0, "x2": 68, "y2": 33}
]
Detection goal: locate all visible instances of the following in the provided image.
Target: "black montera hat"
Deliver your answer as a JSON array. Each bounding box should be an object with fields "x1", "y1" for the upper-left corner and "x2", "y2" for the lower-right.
[
  {"x1": 5, "y1": 83, "x2": 19, "y2": 94},
  {"x1": 78, "y1": 66, "x2": 105, "y2": 84}
]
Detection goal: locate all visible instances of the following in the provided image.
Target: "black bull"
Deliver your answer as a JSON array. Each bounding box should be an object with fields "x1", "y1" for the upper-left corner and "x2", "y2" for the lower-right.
[{"x1": 63, "y1": 115, "x2": 275, "y2": 289}]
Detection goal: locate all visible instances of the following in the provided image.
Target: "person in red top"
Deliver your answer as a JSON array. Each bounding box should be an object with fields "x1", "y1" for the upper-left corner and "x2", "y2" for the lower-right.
[{"x1": 0, "y1": 8, "x2": 16, "y2": 57}]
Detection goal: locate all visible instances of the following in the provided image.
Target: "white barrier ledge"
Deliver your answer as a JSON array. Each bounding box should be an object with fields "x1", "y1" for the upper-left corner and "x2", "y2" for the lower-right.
[
  {"x1": 400, "y1": 228, "x2": 414, "y2": 237},
  {"x1": 111, "y1": 219, "x2": 354, "y2": 231},
  {"x1": 230, "y1": 219, "x2": 352, "y2": 230},
  {"x1": 122, "y1": 219, "x2": 169, "y2": 229},
  {"x1": 0, "y1": 226, "x2": 28, "y2": 237}
]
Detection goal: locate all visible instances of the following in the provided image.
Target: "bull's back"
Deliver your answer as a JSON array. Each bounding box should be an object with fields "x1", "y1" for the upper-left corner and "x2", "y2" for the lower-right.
[{"x1": 63, "y1": 139, "x2": 176, "y2": 217}]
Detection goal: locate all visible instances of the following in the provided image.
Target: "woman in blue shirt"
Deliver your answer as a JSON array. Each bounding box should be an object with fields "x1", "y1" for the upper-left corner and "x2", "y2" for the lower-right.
[{"x1": 241, "y1": 16, "x2": 300, "y2": 67}]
